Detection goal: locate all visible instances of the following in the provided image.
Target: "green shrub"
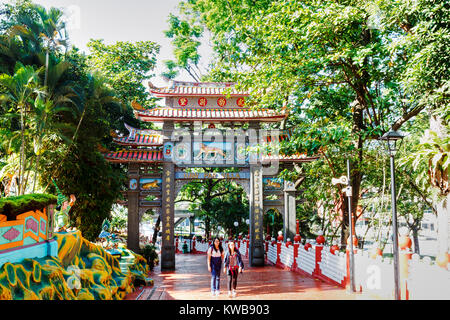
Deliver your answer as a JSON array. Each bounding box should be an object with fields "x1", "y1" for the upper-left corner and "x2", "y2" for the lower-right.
[
  {"x1": 0, "y1": 194, "x2": 57, "y2": 220},
  {"x1": 141, "y1": 244, "x2": 159, "y2": 271}
]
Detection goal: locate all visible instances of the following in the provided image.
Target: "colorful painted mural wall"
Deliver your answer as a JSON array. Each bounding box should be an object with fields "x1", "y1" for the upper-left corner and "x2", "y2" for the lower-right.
[{"x1": 0, "y1": 195, "x2": 150, "y2": 300}]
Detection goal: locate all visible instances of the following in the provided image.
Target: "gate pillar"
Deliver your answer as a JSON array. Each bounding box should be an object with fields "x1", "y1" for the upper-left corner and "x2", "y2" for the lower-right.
[
  {"x1": 161, "y1": 121, "x2": 176, "y2": 270},
  {"x1": 283, "y1": 180, "x2": 297, "y2": 242},
  {"x1": 127, "y1": 163, "x2": 140, "y2": 253},
  {"x1": 249, "y1": 164, "x2": 265, "y2": 266}
]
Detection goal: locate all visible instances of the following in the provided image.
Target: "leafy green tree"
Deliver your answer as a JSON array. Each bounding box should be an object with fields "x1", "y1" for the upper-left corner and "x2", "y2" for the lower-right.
[
  {"x1": 0, "y1": 62, "x2": 41, "y2": 195},
  {"x1": 166, "y1": 0, "x2": 432, "y2": 247},
  {"x1": 163, "y1": 13, "x2": 204, "y2": 81},
  {"x1": 380, "y1": 0, "x2": 450, "y2": 255},
  {"x1": 87, "y1": 39, "x2": 160, "y2": 109},
  {"x1": 0, "y1": 2, "x2": 145, "y2": 242}
]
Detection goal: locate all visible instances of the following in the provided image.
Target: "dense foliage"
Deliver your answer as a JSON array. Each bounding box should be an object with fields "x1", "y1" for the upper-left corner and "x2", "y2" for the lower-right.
[
  {"x1": 0, "y1": 0, "x2": 160, "y2": 240},
  {"x1": 165, "y1": 0, "x2": 449, "y2": 250}
]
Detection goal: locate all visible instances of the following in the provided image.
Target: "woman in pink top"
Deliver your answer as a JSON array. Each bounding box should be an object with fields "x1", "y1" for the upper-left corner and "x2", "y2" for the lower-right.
[{"x1": 223, "y1": 240, "x2": 244, "y2": 297}]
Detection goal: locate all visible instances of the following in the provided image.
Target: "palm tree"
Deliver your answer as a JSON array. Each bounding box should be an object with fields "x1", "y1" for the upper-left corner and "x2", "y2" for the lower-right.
[
  {"x1": 7, "y1": 4, "x2": 68, "y2": 88},
  {"x1": 42, "y1": 73, "x2": 123, "y2": 192},
  {"x1": 33, "y1": 5, "x2": 68, "y2": 89},
  {"x1": 30, "y1": 94, "x2": 74, "y2": 192},
  {"x1": 0, "y1": 62, "x2": 41, "y2": 194}
]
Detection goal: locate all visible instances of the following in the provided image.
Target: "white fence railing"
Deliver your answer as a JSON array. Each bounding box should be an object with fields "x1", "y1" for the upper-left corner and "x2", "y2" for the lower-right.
[
  {"x1": 239, "y1": 241, "x2": 247, "y2": 256},
  {"x1": 267, "y1": 243, "x2": 277, "y2": 265},
  {"x1": 297, "y1": 246, "x2": 316, "y2": 275},
  {"x1": 195, "y1": 241, "x2": 209, "y2": 253},
  {"x1": 280, "y1": 245, "x2": 295, "y2": 268},
  {"x1": 319, "y1": 248, "x2": 346, "y2": 284}
]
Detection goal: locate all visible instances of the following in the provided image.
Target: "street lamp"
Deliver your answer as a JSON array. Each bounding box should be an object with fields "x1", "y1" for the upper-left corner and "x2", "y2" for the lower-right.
[
  {"x1": 380, "y1": 129, "x2": 404, "y2": 300},
  {"x1": 245, "y1": 219, "x2": 250, "y2": 237},
  {"x1": 234, "y1": 221, "x2": 239, "y2": 240}
]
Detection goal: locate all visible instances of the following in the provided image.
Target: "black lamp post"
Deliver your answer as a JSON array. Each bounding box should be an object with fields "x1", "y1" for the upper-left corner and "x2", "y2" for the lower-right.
[
  {"x1": 380, "y1": 129, "x2": 404, "y2": 300},
  {"x1": 234, "y1": 221, "x2": 239, "y2": 240}
]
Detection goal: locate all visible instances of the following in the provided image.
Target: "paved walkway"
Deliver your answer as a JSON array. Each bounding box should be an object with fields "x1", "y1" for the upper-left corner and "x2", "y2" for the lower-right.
[{"x1": 126, "y1": 254, "x2": 375, "y2": 300}]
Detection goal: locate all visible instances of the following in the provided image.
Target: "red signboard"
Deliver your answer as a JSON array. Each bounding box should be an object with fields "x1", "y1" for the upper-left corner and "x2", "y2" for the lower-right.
[
  {"x1": 178, "y1": 97, "x2": 188, "y2": 107},
  {"x1": 198, "y1": 97, "x2": 208, "y2": 107},
  {"x1": 217, "y1": 97, "x2": 227, "y2": 107}
]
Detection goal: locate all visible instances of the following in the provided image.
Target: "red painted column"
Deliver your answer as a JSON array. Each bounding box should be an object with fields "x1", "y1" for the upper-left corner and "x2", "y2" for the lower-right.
[
  {"x1": 314, "y1": 245, "x2": 323, "y2": 277},
  {"x1": 175, "y1": 238, "x2": 180, "y2": 254},
  {"x1": 293, "y1": 221, "x2": 301, "y2": 271},
  {"x1": 192, "y1": 236, "x2": 197, "y2": 253}
]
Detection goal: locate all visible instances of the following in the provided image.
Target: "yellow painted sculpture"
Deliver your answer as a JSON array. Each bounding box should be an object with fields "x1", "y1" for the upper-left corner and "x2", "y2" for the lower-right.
[{"x1": 0, "y1": 230, "x2": 149, "y2": 300}]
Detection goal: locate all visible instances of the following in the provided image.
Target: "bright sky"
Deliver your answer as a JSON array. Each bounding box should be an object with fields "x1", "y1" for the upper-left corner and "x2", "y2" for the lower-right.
[{"x1": 24, "y1": 0, "x2": 212, "y2": 86}]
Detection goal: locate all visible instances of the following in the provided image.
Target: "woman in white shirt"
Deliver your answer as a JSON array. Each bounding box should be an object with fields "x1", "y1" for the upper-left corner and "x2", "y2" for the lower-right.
[{"x1": 207, "y1": 237, "x2": 224, "y2": 296}]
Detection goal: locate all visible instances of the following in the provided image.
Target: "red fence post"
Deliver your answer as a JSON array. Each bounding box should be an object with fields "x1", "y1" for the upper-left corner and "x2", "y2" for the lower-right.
[
  {"x1": 292, "y1": 242, "x2": 299, "y2": 270},
  {"x1": 399, "y1": 233, "x2": 413, "y2": 300},
  {"x1": 293, "y1": 224, "x2": 301, "y2": 271},
  {"x1": 314, "y1": 233, "x2": 325, "y2": 277},
  {"x1": 276, "y1": 232, "x2": 283, "y2": 267},
  {"x1": 246, "y1": 236, "x2": 249, "y2": 257},
  {"x1": 314, "y1": 245, "x2": 323, "y2": 277}
]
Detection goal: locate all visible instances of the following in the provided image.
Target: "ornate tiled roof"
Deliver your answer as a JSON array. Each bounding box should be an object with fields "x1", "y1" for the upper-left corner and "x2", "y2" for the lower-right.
[
  {"x1": 148, "y1": 80, "x2": 248, "y2": 97},
  {"x1": 103, "y1": 150, "x2": 163, "y2": 163},
  {"x1": 112, "y1": 124, "x2": 164, "y2": 146},
  {"x1": 113, "y1": 134, "x2": 163, "y2": 146},
  {"x1": 134, "y1": 107, "x2": 287, "y2": 122}
]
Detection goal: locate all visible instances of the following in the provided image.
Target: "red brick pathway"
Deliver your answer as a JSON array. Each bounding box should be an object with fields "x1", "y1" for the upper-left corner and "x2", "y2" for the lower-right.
[{"x1": 126, "y1": 254, "x2": 374, "y2": 300}]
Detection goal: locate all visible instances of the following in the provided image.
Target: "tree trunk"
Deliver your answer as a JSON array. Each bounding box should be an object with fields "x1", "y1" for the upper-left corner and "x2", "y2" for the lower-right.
[
  {"x1": 152, "y1": 213, "x2": 161, "y2": 245},
  {"x1": 32, "y1": 153, "x2": 40, "y2": 193},
  {"x1": 340, "y1": 153, "x2": 363, "y2": 248},
  {"x1": 202, "y1": 216, "x2": 210, "y2": 239},
  {"x1": 412, "y1": 227, "x2": 420, "y2": 255},
  {"x1": 189, "y1": 216, "x2": 195, "y2": 237},
  {"x1": 19, "y1": 107, "x2": 26, "y2": 195}
]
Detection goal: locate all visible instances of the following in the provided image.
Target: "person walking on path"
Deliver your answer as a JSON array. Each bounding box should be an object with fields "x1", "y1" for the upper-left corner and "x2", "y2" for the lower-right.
[
  {"x1": 207, "y1": 237, "x2": 224, "y2": 296},
  {"x1": 224, "y1": 240, "x2": 244, "y2": 298}
]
